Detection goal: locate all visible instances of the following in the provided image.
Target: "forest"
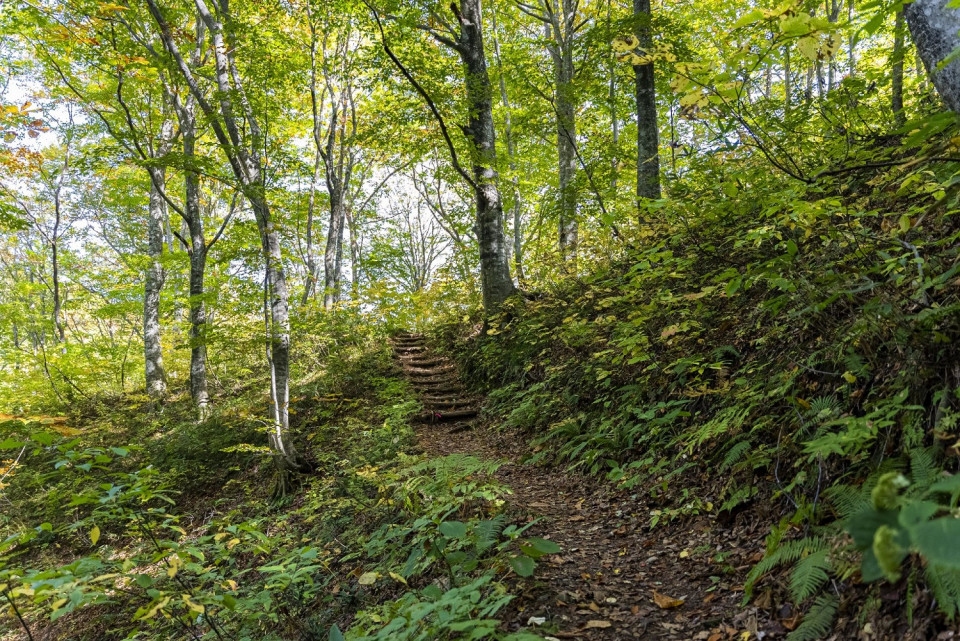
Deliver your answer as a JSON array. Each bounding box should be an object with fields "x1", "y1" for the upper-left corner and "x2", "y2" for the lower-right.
[{"x1": 2, "y1": 0, "x2": 960, "y2": 638}]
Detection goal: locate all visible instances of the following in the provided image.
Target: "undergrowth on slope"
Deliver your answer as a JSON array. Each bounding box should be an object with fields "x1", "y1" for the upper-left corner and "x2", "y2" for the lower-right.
[
  {"x1": 0, "y1": 314, "x2": 545, "y2": 640},
  {"x1": 432, "y1": 122, "x2": 960, "y2": 636}
]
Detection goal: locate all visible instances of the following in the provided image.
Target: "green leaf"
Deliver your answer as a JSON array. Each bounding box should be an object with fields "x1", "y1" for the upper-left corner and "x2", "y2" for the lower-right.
[
  {"x1": 733, "y1": 9, "x2": 764, "y2": 29},
  {"x1": 912, "y1": 518, "x2": 960, "y2": 569},
  {"x1": 898, "y1": 501, "x2": 940, "y2": 528},
  {"x1": 329, "y1": 624, "x2": 345, "y2": 641},
  {"x1": 846, "y1": 507, "x2": 898, "y2": 550},
  {"x1": 526, "y1": 537, "x2": 562, "y2": 555},
  {"x1": 439, "y1": 521, "x2": 468, "y2": 539},
  {"x1": 509, "y1": 555, "x2": 536, "y2": 577}
]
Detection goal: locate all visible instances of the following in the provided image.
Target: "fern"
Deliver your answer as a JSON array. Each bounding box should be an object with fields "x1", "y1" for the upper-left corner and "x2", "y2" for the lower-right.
[
  {"x1": 909, "y1": 446, "x2": 939, "y2": 490},
  {"x1": 789, "y1": 549, "x2": 831, "y2": 602},
  {"x1": 787, "y1": 594, "x2": 838, "y2": 641},
  {"x1": 720, "y1": 440, "x2": 752, "y2": 472},
  {"x1": 474, "y1": 515, "x2": 506, "y2": 553},
  {"x1": 925, "y1": 564, "x2": 960, "y2": 620},
  {"x1": 719, "y1": 485, "x2": 757, "y2": 513},
  {"x1": 809, "y1": 395, "x2": 841, "y2": 420},
  {"x1": 823, "y1": 484, "x2": 866, "y2": 519},
  {"x1": 745, "y1": 537, "x2": 828, "y2": 597}
]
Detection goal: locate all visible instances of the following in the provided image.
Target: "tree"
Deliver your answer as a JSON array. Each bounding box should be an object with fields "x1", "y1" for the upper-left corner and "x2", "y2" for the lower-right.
[
  {"x1": 144, "y1": 0, "x2": 306, "y2": 487},
  {"x1": 518, "y1": 0, "x2": 583, "y2": 264},
  {"x1": 904, "y1": 0, "x2": 960, "y2": 113},
  {"x1": 370, "y1": 0, "x2": 516, "y2": 313},
  {"x1": 633, "y1": 0, "x2": 660, "y2": 207},
  {"x1": 144, "y1": 119, "x2": 172, "y2": 398}
]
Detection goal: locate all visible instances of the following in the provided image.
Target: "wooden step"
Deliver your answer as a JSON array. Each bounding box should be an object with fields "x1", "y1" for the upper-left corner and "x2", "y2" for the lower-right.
[
  {"x1": 405, "y1": 366, "x2": 457, "y2": 377},
  {"x1": 414, "y1": 383, "x2": 464, "y2": 394},
  {"x1": 415, "y1": 408, "x2": 478, "y2": 423}
]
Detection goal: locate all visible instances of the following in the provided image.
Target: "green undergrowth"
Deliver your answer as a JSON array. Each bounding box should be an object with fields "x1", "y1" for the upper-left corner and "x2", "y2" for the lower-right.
[
  {"x1": 0, "y1": 322, "x2": 546, "y2": 640},
  {"x1": 432, "y1": 131, "x2": 960, "y2": 636}
]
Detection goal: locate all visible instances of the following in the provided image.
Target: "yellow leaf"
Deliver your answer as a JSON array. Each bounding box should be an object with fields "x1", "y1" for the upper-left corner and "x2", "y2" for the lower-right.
[
  {"x1": 796, "y1": 397, "x2": 811, "y2": 410},
  {"x1": 167, "y1": 556, "x2": 180, "y2": 578},
  {"x1": 90, "y1": 525, "x2": 100, "y2": 545},
  {"x1": 389, "y1": 572, "x2": 407, "y2": 585},
  {"x1": 797, "y1": 36, "x2": 819, "y2": 61},
  {"x1": 182, "y1": 594, "x2": 205, "y2": 614},
  {"x1": 358, "y1": 571, "x2": 378, "y2": 585},
  {"x1": 652, "y1": 590, "x2": 685, "y2": 609},
  {"x1": 679, "y1": 549, "x2": 690, "y2": 558},
  {"x1": 612, "y1": 35, "x2": 639, "y2": 52},
  {"x1": 843, "y1": 371, "x2": 857, "y2": 383}
]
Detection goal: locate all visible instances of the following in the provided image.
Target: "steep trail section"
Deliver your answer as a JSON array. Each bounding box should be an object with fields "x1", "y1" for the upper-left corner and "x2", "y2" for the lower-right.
[
  {"x1": 391, "y1": 333, "x2": 784, "y2": 640},
  {"x1": 392, "y1": 332, "x2": 480, "y2": 426}
]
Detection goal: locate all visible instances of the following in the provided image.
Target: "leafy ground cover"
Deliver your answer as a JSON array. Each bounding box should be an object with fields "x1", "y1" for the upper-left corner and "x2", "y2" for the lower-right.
[
  {"x1": 429, "y1": 136, "x2": 960, "y2": 638},
  {"x1": 0, "y1": 326, "x2": 546, "y2": 640}
]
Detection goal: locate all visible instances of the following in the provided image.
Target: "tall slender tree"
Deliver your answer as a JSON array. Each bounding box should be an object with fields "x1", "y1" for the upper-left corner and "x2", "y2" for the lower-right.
[
  {"x1": 144, "y1": 0, "x2": 306, "y2": 488},
  {"x1": 633, "y1": 0, "x2": 660, "y2": 208}
]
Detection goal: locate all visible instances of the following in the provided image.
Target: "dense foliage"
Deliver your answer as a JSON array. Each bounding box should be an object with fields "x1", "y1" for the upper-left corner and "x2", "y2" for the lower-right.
[{"x1": 3, "y1": 0, "x2": 960, "y2": 638}]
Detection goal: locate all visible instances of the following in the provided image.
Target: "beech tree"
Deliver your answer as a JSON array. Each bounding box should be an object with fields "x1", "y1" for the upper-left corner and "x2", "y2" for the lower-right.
[
  {"x1": 370, "y1": 0, "x2": 516, "y2": 313},
  {"x1": 904, "y1": 0, "x2": 960, "y2": 113},
  {"x1": 143, "y1": 0, "x2": 306, "y2": 485}
]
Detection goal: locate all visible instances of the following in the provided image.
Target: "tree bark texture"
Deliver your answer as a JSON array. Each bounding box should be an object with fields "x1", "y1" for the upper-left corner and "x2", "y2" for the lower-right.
[
  {"x1": 904, "y1": 0, "x2": 960, "y2": 113},
  {"x1": 458, "y1": 0, "x2": 516, "y2": 311},
  {"x1": 144, "y1": 137, "x2": 169, "y2": 398},
  {"x1": 633, "y1": 0, "x2": 661, "y2": 205}
]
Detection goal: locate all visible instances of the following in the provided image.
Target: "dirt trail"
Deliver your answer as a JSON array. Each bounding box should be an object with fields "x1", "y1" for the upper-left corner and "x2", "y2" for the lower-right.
[{"x1": 391, "y1": 333, "x2": 785, "y2": 640}]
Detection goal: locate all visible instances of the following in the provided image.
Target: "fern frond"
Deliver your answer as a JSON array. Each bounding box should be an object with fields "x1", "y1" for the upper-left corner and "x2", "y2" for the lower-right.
[
  {"x1": 809, "y1": 395, "x2": 841, "y2": 417},
  {"x1": 720, "y1": 440, "x2": 752, "y2": 472},
  {"x1": 910, "y1": 446, "x2": 939, "y2": 491},
  {"x1": 823, "y1": 484, "x2": 866, "y2": 519},
  {"x1": 926, "y1": 564, "x2": 960, "y2": 620},
  {"x1": 787, "y1": 594, "x2": 838, "y2": 641},
  {"x1": 745, "y1": 537, "x2": 828, "y2": 595},
  {"x1": 789, "y1": 549, "x2": 831, "y2": 602}
]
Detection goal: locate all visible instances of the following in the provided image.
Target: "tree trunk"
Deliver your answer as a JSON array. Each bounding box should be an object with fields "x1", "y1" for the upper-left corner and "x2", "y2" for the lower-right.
[
  {"x1": 144, "y1": 160, "x2": 168, "y2": 398},
  {"x1": 633, "y1": 0, "x2": 661, "y2": 208},
  {"x1": 904, "y1": 0, "x2": 960, "y2": 113},
  {"x1": 549, "y1": 0, "x2": 578, "y2": 265},
  {"x1": 892, "y1": 9, "x2": 906, "y2": 126},
  {"x1": 848, "y1": 0, "x2": 856, "y2": 76},
  {"x1": 184, "y1": 130, "x2": 210, "y2": 416},
  {"x1": 301, "y1": 153, "x2": 321, "y2": 306},
  {"x1": 784, "y1": 45, "x2": 792, "y2": 113},
  {"x1": 459, "y1": 0, "x2": 516, "y2": 312},
  {"x1": 251, "y1": 194, "x2": 299, "y2": 474},
  {"x1": 490, "y1": 1, "x2": 524, "y2": 284},
  {"x1": 51, "y1": 142, "x2": 70, "y2": 346},
  {"x1": 323, "y1": 196, "x2": 345, "y2": 309}
]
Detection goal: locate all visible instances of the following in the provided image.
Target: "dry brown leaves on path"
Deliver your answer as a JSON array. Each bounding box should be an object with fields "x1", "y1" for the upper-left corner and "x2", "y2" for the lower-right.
[{"x1": 391, "y1": 333, "x2": 786, "y2": 640}]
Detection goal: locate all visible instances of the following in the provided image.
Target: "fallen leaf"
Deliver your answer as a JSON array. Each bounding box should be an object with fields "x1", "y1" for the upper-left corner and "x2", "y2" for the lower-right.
[
  {"x1": 357, "y1": 571, "x2": 378, "y2": 585},
  {"x1": 652, "y1": 590, "x2": 685, "y2": 609},
  {"x1": 782, "y1": 613, "x2": 802, "y2": 631},
  {"x1": 702, "y1": 592, "x2": 717, "y2": 603},
  {"x1": 585, "y1": 620, "x2": 612, "y2": 629}
]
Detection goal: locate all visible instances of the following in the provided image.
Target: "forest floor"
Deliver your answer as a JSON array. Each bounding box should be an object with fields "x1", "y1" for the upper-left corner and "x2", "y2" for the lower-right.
[{"x1": 393, "y1": 333, "x2": 797, "y2": 641}]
